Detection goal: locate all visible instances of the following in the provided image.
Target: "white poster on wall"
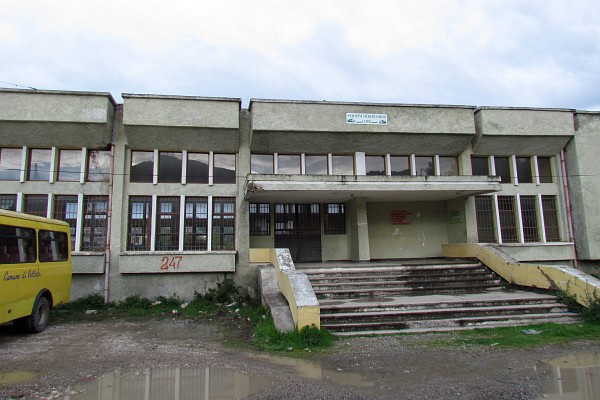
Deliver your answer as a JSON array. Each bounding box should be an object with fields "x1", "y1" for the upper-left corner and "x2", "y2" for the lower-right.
[{"x1": 346, "y1": 113, "x2": 388, "y2": 125}]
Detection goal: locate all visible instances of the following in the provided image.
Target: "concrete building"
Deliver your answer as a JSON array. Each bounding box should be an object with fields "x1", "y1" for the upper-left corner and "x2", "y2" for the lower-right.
[{"x1": 1, "y1": 88, "x2": 598, "y2": 301}]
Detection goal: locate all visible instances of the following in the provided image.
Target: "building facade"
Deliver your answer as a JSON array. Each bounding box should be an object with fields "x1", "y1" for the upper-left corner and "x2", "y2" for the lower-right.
[{"x1": 1, "y1": 88, "x2": 598, "y2": 301}]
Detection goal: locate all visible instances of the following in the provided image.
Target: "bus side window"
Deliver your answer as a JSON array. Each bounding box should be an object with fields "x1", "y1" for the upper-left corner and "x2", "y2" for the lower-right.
[{"x1": 38, "y1": 230, "x2": 69, "y2": 262}]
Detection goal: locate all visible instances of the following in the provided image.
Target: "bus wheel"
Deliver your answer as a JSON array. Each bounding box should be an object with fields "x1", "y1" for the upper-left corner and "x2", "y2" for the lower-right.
[{"x1": 15, "y1": 297, "x2": 50, "y2": 333}]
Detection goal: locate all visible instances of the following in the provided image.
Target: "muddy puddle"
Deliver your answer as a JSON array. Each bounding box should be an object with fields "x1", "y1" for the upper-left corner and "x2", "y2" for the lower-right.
[{"x1": 538, "y1": 351, "x2": 600, "y2": 399}]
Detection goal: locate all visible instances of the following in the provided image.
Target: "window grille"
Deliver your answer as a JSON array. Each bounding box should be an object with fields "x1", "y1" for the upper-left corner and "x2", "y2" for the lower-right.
[
  {"x1": 0, "y1": 194, "x2": 17, "y2": 211},
  {"x1": 497, "y1": 196, "x2": 518, "y2": 243},
  {"x1": 542, "y1": 195, "x2": 560, "y2": 242},
  {"x1": 324, "y1": 203, "x2": 346, "y2": 234},
  {"x1": 24, "y1": 195, "x2": 47, "y2": 217},
  {"x1": 212, "y1": 197, "x2": 235, "y2": 250},
  {"x1": 82, "y1": 196, "x2": 108, "y2": 251},
  {"x1": 249, "y1": 203, "x2": 270, "y2": 236},
  {"x1": 520, "y1": 195, "x2": 539, "y2": 242},
  {"x1": 127, "y1": 196, "x2": 152, "y2": 251},
  {"x1": 54, "y1": 195, "x2": 78, "y2": 250},
  {"x1": 184, "y1": 197, "x2": 208, "y2": 250},
  {"x1": 155, "y1": 197, "x2": 180, "y2": 251},
  {"x1": 474, "y1": 196, "x2": 496, "y2": 242}
]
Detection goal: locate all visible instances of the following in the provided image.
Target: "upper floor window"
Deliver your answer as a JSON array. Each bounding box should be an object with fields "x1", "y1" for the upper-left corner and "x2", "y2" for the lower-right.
[
  {"x1": 28, "y1": 149, "x2": 52, "y2": 181},
  {"x1": 415, "y1": 156, "x2": 434, "y2": 176},
  {"x1": 130, "y1": 151, "x2": 153, "y2": 183},
  {"x1": 390, "y1": 156, "x2": 410, "y2": 176},
  {"x1": 516, "y1": 157, "x2": 533, "y2": 184},
  {"x1": 250, "y1": 154, "x2": 273, "y2": 174},
  {"x1": 366, "y1": 156, "x2": 385, "y2": 176},
  {"x1": 87, "y1": 150, "x2": 111, "y2": 182},
  {"x1": 537, "y1": 157, "x2": 553, "y2": 183},
  {"x1": 277, "y1": 154, "x2": 301, "y2": 174},
  {"x1": 213, "y1": 154, "x2": 236, "y2": 184},
  {"x1": 58, "y1": 149, "x2": 82, "y2": 182},
  {"x1": 0, "y1": 148, "x2": 22, "y2": 181},
  {"x1": 331, "y1": 155, "x2": 353, "y2": 175},
  {"x1": 158, "y1": 152, "x2": 182, "y2": 183},
  {"x1": 187, "y1": 152, "x2": 209, "y2": 184},
  {"x1": 494, "y1": 157, "x2": 511, "y2": 183},
  {"x1": 305, "y1": 155, "x2": 328, "y2": 175},
  {"x1": 438, "y1": 157, "x2": 458, "y2": 176},
  {"x1": 471, "y1": 156, "x2": 489, "y2": 176}
]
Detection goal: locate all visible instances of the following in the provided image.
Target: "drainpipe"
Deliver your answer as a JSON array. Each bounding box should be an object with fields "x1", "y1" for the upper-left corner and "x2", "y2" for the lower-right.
[
  {"x1": 103, "y1": 106, "x2": 119, "y2": 303},
  {"x1": 560, "y1": 149, "x2": 578, "y2": 269}
]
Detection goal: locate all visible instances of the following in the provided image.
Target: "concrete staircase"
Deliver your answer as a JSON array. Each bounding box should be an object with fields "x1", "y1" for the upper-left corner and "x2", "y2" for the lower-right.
[{"x1": 296, "y1": 259, "x2": 580, "y2": 336}]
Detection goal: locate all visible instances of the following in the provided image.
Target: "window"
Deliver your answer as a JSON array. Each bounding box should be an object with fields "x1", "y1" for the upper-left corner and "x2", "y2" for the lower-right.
[
  {"x1": 250, "y1": 203, "x2": 270, "y2": 236},
  {"x1": 58, "y1": 149, "x2": 82, "y2": 182},
  {"x1": 277, "y1": 154, "x2": 301, "y2": 174},
  {"x1": 82, "y1": 196, "x2": 108, "y2": 252},
  {"x1": 324, "y1": 203, "x2": 346, "y2": 234},
  {"x1": 24, "y1": 195, "x2": 47, "y2": 217},
  {"x1": 438, "y1": 157, "x2": 458, "y2": 176},
  {"x1": 305, "y1": 155, "x2": 328, "y2": 175},
  {"x1": 38, "y1": 230, "x2": 69, "y2": 262},
  {"x1": 390, "y1": 156, "x2": 410, "y2": 176},
  {"x1": 498, "y1": 196, "x2": 518, "y2": 243},
  {"x1": 415, "y1": 156, "x2": 434, "y2": 176},
  {"x1": 251, "y1": 154, "x2": 273, "y2": 174},
  {"x1": 0, "y1": 195, "x2": 17, "y2": 211},
  {"x1": 471, "y1": 157, "x2": 489, "y2": 176},
  {"x1": 474, "y1": 196, "x2": 495, "y2": 243},
  {"x1": 158, "y1": 152, "x2": 182, "y2": 183},
  {"x1": 130, "y1": 151, "x2": 154, "y2": 183},
  {"x1": 53, "y1": 195, "x2": 78, "y2": 250},
  {"x1": 87, "y1": 150, "x2": 111, "y2": 182},
  {"x1": 127, "y1": 196, "x2": 152, "y2": 251},
  {"x1": 537, "y1": 157, "x2": 553, "y2": 183},
  {"x1": 213, "y1": 154, "x2": 236, "y2": 183},
  {"x1": 212, "y1": 198, "x2": 235, "y2": 250},
  {"x1": 0, "y1": 225, "x2": 36, "y2": 263},
  {"x1": 542, "y1": 196, "x2": 560, "y2": 242},
  {"x1": 520, "y1": 195, "x2": 539, "y2": 242},
  {"x1": 187, "y1": 152, "x2": 209, "y2": 184},
  {"x1": 366, "y1": 156, "x2": 386, "y2": 176},
  {"x1": 494, "y1": 157, "x2": 511, "y2": 183},
  {"x1": 184, "y1": 197, "x2": 208, "y2": 250},
  {"x1": 331, "y1": 155, "x2": 353, "y2": 175},
  {"x1": 516, "y1": 157, "x2": 533, "y2": 183},
  {"x1": 28, "y1": 149, "x2": 52, "y2": 181},
  {"x1": 155, "y1": 197, "x2": 180, "y2": 251},
  {"x1": 0, "y1": 148, "x2": 22, "y2": 181}
]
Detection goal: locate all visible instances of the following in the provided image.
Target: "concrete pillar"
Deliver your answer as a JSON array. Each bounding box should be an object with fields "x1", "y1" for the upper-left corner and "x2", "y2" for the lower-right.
[{"x1": 346, "y1": 197, "x2": 370, "y2": 261}]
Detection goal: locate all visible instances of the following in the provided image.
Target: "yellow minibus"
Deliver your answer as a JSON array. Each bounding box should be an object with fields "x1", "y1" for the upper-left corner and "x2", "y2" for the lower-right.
[{"x1": 0, "y1": 209, "x2": 72, "y2": 333}]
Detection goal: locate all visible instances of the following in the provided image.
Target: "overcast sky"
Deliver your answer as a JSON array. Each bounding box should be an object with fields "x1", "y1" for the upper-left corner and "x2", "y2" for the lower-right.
[{"x1": 1, "y1": 1, "x2": 599, "y2": 109}]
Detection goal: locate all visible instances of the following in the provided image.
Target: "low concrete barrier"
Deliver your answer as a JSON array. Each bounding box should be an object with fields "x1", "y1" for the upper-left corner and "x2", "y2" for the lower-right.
[
  {"x1": 250, "y1": 248, "x2": 320, "y2": 329},
  {"x1": 443, "y1": 243, "x2": 600, "y2": 307}
]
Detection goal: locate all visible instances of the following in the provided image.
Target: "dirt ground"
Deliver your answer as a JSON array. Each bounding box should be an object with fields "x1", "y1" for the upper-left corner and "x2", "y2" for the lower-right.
[{"x1": 0, "y1": 316, "x2": 598, "y2": 400}]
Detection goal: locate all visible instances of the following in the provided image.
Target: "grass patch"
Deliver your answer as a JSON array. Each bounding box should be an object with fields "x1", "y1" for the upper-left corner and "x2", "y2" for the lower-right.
[
  {"x1": 427, "y1": 322, "x2": 600, "y2": 348},
  {"x1": 252, "y1": 315, "x2": 337, "y2": 352}
]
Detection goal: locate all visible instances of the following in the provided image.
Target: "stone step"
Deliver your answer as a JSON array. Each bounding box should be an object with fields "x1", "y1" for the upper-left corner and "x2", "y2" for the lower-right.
[
  {"x1": 314, "y1": 282, "x2": 505, "y2": 299},
  {"x1": 299, "y1": 263, "x2": 486, "y2": 276},
  {"x1": 305, "y1": 270, "x2": 495, "y2": 284},
  {"x1": 322, "y1": 312, "x2": 581, "y2": 333},
  {"x1": 311, "y1": 276, "x2": 502, "y2": 289}
]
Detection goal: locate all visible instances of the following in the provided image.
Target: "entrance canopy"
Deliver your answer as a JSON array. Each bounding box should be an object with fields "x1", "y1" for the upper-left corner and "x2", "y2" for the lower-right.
[{"x1": 245, "y1": 175, "x2": 501, "y2": 203}]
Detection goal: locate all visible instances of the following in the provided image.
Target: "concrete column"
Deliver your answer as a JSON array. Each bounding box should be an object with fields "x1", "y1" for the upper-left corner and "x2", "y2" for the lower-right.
[{"x1": 346, "y1": 197, "x2": 370, "y2": 261}]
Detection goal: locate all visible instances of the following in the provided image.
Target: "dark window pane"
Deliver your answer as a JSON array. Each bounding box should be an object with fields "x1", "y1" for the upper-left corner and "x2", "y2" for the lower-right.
[
  {"x1": 390, "y1": 156, "x2": 410, "y2": 176},
  {"x1": 516, "y1": 157, "x2": 533, "y2": 183},
  {"x1": 0, "y1": 148, "x2": 22, "y2": 181},
  {"x1": 542, "y1": 195, "x2": 560, "y2": 242},
  {"x1": 130, "y1": 151, "x2": 154, "y2": 183},
  {"x1": 415, "y1": 156, "x2": 434, "y2": 176},
  {"x1": 250, "y1": 203, "x2": 270, "y2": 236},
  {"x1": 471, "y1": 157, "x2": 489, "y2": 176},
  {"x1": 214, "y1": 154, "x2": 236, "y2": 184},
  {"x1": 0, "y1": 195, "x2": 17, "y2": 211},
  {"x1": 212, "y1": 197, "x2": 235, "y2": 250},
  {"x1": 158, "y1": 152, "x2": 182, "y2": 183},
  {"x1": 494, "y1": 157, "x2": 511, "y2": 183},
  {"x1": 187, "y1": 153, "x2": 209, "y2": 184},
  {"x1": 537, "y1": 157, "x2": 553, "y2": 183},
  {"x1": 277, "y1": 154, "x2": 301, "y2": 174},
  {"x1": 0, "y1": 225, "x2": 36, "y2": 263},
  {"x1": 38, "y1": 230, "x2": 69, "y2": 262},
  {"x1": 184, "y1": 197, "x2": 208, "y2": 250},
  {"x1": 324, "y1": 203, "x2": 346, "y2": 234},
  {"x1": 155, "y1": 197, "x2": 180, "y2": 251},
  {"x1": 82, "y1": 196, "x2": 108, "y2": 251},
  {"x1": 24, "y1": 195, "x2": 47, "y2": 217},
  {"x1": 439, "y1": 157, "x2": 458, "y2": 176},
  {"x1": 331, "y1": 155, "x2": 353, "y2": 175},
  {"x1": 54, "y1": 195, "x2": 78, "y2": 250},
  {"x1": 58, "y1": 149, "x2": 81, "y2": 182},
  {"x1": 28, "y1": 149, "x2": 52, "y2": 181},
  {"x1": 475, "y1": 196, "x2": 496, "y2": 242},
  {"x1": 88, "y1": 150, "x2": 111, "y2": 182},
  {"x1": 498, "y1": 196, "x2": 518, "y2": 243},
  {"x1": 366, "y1": 156, "x2": 385, "y2": 176},
  {"x1": 127, "y1": 196, "x2": 152, "y2": 251},
  {"x1": 251, "y1": 154, "x2": 273, "y2": 174},
  {"x1": 305, "y1": 155, "x2": 328, "y2": 175},
  {"x1": 520, "y1": 195, "x2": 539, "y2": 242}
]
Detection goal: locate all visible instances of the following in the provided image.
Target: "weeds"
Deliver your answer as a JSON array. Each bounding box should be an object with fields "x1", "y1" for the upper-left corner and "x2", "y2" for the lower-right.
[
  {"x1": 556, "y1": 286, "x2": 600, "y2": 323},
  {"x1": 252, "y1": 315, "x2": 336, "y2": 352}
]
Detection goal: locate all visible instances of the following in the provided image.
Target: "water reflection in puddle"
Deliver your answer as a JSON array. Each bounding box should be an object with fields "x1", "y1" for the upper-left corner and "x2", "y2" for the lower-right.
[
  {"x1": 64, "y1": 367, "x2": 280, "y2": 400},
  {"x1": 0, "y1": 370, "x2": 39, "y2": 385},
  {"x1": 538, "y1": 352, "x2": 600, "y2": 399}
]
